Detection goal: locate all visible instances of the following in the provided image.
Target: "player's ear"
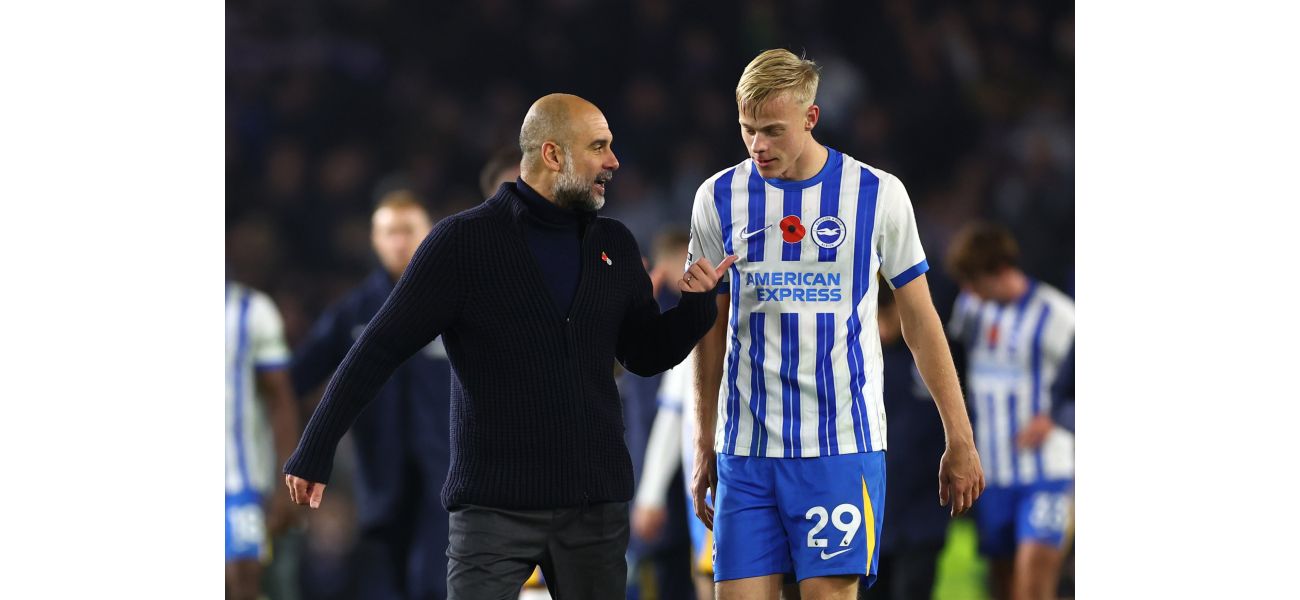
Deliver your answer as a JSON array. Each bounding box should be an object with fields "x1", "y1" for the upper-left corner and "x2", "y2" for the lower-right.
[{"x1": 805, "y1": 104, "x2": 819, "y2": 131}]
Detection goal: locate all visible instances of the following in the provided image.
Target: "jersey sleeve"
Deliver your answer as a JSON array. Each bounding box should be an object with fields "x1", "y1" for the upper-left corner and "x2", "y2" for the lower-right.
[
  {"x1": 1041, "y1": 296, "x2": 1075, "y2": 368},
  {"x1": 633, "y1": 405, "x2": 684, "y2": 509},
  {"x1": 876, "y1": 173, "x2": 929, "y2": 290},
  {"x1": 688, "y1": 177, "x2": 729, "y2": 291},
  {"x1": 248, "y1": 290, "x2": 290, "y2": 371},
  {"x1": 655, "y1": 362, "x2": 688, "y2": 413}
]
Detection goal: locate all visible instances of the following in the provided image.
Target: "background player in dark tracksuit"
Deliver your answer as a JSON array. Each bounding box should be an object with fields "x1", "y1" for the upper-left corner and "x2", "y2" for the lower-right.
[
  {"x1": 863, "y1": 283, "x2": 951, "y2": 600},
  {"x1": 290, "y1": 191, "x2": 452, "y2": 600}
]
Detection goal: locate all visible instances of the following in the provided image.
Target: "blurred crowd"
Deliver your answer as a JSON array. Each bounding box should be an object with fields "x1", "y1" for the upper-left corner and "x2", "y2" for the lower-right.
[
  {"x1": 227, "y1": 0, "x2": 1073, "y2": 338},
  {"x1": 226, "y1": 0, "x2": 1073, "y2": 598}
]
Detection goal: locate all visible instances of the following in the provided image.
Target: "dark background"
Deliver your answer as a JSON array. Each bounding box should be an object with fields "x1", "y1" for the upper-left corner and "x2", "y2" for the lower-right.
[{"x1": 227, "y1": 0, "x2": 1074, "y2": 342}]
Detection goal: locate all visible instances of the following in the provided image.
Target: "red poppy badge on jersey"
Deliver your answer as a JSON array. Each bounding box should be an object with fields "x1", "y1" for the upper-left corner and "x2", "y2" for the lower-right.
[
  {"x1": 780, "y1": 215, "x2": 806, "y2": 243},
  {"x1": 601, "y1": 251, "x2": 612, "y2": 266}
]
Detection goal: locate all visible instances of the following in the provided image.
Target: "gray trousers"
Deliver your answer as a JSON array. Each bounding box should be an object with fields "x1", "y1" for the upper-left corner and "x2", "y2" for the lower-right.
[{"x1": 446, "y1": 502, "x2": 629, "y2": 600}]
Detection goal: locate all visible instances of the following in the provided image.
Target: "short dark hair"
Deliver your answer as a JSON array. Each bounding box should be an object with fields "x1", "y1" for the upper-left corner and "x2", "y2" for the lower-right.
[
  {"x1": 373, "y1": 189, "x2": 430, "y2": 218},
  {"x1": 944, "y1": 221, "x2": 1020, "y2": 283},
  {"x1": 479, "y1": 146, "x2": 523, "y2": 197}
]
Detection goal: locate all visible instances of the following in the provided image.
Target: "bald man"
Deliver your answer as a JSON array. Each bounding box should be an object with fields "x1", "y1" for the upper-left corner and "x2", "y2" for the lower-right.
[{"x1": 283, "y1": 94, "x2": 736, "y2": 599}]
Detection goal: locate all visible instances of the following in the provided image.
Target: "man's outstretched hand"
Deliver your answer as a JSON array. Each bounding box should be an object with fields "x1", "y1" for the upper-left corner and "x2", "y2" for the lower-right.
[
  {"x1": 285, "y1": 474, "x2": 327, "y2": 509},
  {"x1": 678, "y1": 256, "x2": 737, "y2": 294}
]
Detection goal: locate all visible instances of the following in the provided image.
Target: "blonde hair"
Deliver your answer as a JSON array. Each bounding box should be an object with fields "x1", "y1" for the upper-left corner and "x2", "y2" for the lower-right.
[{"x1": 736, "y1": 49, "x2": 820, "y2": 117}]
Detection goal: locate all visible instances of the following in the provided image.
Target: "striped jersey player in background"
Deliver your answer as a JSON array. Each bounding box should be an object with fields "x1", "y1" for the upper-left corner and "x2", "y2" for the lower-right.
[
  {"x1": 225, "y1": 282, "x2": 301, "y2": 600},
  {"x1": 945, "y1": 222, "x2": 1075, "y2": 600},
  {"x1": 688, "y1": 49, "x2": 984, "y2": 600}
]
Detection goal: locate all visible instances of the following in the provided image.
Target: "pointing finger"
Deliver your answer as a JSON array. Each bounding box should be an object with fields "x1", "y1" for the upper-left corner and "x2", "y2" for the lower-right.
[{"x1": 713, "y1": 255, "x2": 738, "y2": 279}]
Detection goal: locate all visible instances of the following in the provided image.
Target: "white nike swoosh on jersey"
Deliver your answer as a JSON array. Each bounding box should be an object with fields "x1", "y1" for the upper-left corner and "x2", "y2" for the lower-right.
[
  {"x1": 820, "y1": 548, "x2": 852, "y2": 560},
  {"x1": 739, "y1": 224, "x2": 771, "y2": 240}
]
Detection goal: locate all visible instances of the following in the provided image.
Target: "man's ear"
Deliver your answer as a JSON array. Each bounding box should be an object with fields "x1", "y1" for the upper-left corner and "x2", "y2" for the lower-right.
[
  {"x1": 805, "y1": 104, "x2": 820, "y2": 131},
  {"x1": 541, "y1": 141, "x2": 563, "y2": 173}
]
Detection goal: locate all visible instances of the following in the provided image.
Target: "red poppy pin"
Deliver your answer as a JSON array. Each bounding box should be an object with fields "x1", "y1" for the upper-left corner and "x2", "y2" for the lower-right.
[
  {"x1": 601, "y1": 251, "x2": 612, "y2": 266},
  {"x1": 780, "y1": 215, "x2": 806, "y2": 243}
]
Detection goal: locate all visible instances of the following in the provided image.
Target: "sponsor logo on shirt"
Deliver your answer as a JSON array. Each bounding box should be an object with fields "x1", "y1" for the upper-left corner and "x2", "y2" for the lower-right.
[{"x1": 744, "y1": 271, "x2": 843, "y2": 302}]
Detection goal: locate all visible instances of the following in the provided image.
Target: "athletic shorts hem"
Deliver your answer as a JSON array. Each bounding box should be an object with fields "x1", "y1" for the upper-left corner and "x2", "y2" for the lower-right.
[
  {"x1": 792, "y1": 567, "x2": 868, "y2": 583},
  {"x1": 714, "y1": 565, "x2": 789, "y2": 582}
]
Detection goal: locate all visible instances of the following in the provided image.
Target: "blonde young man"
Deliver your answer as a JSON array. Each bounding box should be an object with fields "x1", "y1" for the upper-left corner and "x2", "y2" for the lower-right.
[{"x1": 688, "y1": 49, "x2": 985, "y2": 600}]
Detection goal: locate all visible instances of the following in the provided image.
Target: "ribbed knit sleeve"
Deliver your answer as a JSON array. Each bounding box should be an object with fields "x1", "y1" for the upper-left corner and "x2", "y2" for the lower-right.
[
  {"x1": 284, "y1": 218, "x2": 464, "y2": 484},
  {"x1": 616, "y1": 259, "x2": 719, "y2": 376}
]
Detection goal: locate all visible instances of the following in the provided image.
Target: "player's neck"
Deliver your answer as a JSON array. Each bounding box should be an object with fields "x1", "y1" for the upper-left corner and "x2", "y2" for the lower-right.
[{"x1": 785, "y1": 140, "x2": 828, "y2": 182}]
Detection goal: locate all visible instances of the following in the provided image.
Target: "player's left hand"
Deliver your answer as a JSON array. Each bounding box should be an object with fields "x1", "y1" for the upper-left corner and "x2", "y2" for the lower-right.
[
  {"x1": 1017, "y1": 414, "x2": 1054, "y2": 450},
  {"x1": 678, "y1": 255, "x2": 737, "y2": 294},
  {"x1": 938, "y1": 440, "x2": 985, "y2": 517}
]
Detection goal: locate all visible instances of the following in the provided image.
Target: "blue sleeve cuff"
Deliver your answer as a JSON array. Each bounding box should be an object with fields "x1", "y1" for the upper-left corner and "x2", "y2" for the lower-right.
[
  {"x1": 254, "y1": 360, "x2": 289, "y2": 372},
  {"x1": 889, "y1": 259, "x2": 929, "y2": 289}
]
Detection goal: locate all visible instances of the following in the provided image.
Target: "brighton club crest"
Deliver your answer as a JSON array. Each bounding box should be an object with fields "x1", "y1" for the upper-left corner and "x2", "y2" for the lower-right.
[{"x1": 811, "y1": 216, "x2": 846, "y2": 249}]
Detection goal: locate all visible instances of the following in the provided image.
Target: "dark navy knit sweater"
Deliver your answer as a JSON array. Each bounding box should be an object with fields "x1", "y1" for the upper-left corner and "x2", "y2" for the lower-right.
[{"x1": 284, "y1": 182, "x2": 718, "y2": 510}]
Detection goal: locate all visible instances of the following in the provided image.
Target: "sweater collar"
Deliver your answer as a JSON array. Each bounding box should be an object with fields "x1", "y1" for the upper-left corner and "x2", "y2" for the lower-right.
[{"x1": 493, "y1": 178, "x2": 597, "y2": 228}]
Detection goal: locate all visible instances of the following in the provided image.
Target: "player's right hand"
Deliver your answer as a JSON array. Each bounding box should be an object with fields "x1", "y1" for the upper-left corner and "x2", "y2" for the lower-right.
[
  {"x1": 285, "y1": 474, "x2": 327, "y2": 509},
  {"x1": 1016, "y1": 414, "x2": 1054, "y2": 449},
  {"x1": 691, "y1": 447, "x2": 718, "y2": 529}
]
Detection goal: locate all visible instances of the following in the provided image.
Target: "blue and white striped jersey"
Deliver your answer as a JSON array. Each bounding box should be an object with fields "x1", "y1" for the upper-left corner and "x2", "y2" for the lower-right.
[
  {"x1": 948, "y1": 281, "x2": 1074, "y2": 487},
  {"x1": 689, "y1": 148, "x2": 929, "y2": 457},
  {"x1": 225, "y1": 282, "x2": 291, "y2": 495}
]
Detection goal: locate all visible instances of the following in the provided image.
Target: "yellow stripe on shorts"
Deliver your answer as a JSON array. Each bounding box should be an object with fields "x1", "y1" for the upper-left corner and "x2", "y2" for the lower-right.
[
  {"x1": 861, "y1": 475, "x2": 876, "y2": 571},
  {"x1": 697, "y1": 529, "x2": 715, "y2": 575}
]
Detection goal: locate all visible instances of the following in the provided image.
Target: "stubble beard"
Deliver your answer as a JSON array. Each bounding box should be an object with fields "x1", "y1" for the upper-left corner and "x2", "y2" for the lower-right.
[{"x1": 553, "y1": 148, "x2": 605, "y2": 211}]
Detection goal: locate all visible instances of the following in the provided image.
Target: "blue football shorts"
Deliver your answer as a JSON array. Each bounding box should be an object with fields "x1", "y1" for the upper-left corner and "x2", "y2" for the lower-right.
[
  {"x1": 974, "y1": 479, "x2": 1073, "y2": 558},
  {"x1": 713, "y1": 451, "x2": 886, "y2": 586},
  {"x1": 225, "y1": 489, "x2": 268, "y2": 562}
]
